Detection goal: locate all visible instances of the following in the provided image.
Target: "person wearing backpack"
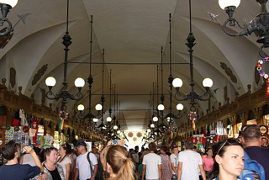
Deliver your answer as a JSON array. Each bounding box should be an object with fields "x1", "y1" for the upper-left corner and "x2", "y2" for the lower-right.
[
  {"x1": 242, "y1": 125, "x2": 268, "y2": 180},
  {"x1": 91, "y1": 147, "x2": 104, "y2": 180},
  {"x1": 74, "y1": 140, "x2": 98, "y2": 180}
]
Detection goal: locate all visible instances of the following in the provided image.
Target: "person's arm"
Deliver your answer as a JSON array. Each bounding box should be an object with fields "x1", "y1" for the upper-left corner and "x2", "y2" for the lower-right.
[
  {"x1": 19, "y1": 155, "x2": 24, "y2": 164},
  {"x1": 74, "y1": 169, "x2": 78, "y2": 180},
  {"x1": 177, "y1": 161, "x2": 183, "y2": 180},
  {"x1": 65, "y1": 163, "x2": 71, "y2": 180},
  {"x1": 24, "y1": 146, "x2": 44, "y2": 173},
  {"x1": 158, "y1": 164, "x2": 162, "y2": 180},
  {"x1": 199, "y1": 164, "x2": 206, "y2": 180},
  {"x1": 171, "y1": 156, "x2": 177, "y2": 176},
  {"x1": 168, "y1": 156, "x2": 172, "y2": 178},
  {"x1": 91, "y1": 164, "x2": 98, "y2": 180},
  {"x1": 142, "y1": 164, "x2": 146, "y2": 180},
  {"x1": 71, "y1": 156, "x2": 76, "y2": 173}
]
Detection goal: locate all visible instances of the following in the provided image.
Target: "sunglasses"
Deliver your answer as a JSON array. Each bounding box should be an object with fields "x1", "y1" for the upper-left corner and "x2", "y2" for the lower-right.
[{"x1": 217, "y1": 138, "x2": 240, "y2": 155}]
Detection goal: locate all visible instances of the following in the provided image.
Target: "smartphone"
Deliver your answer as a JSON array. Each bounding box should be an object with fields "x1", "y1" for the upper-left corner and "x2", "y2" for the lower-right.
[{"x1": 112, "y1": 140, "x2": 118, "y2": 145}]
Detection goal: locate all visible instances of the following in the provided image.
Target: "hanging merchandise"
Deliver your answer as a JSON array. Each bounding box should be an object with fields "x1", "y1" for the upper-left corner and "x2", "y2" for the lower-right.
[
  {"x1": 216, "y1": 121, "x2": 227, "y2": 135},
  {"x1": 37, "y1": 135, "x2": 54, "y2": 149},
  {"x1": 189, "y1": 111, "x2": 197, "y2": 130},
  {"x1": 12, "y1": 110, "x2": 20, "y2": 126},
  {"x1": 58, "y1": 110, "x2": 68, "y2": 130},
  {"x1": 5, "y1": 126, "x2": 30, "y2": 146},
  {"x1": 19, "y1": 109, "x2": 28, "y2": 127},
  {"x1": 31, "y1": 118, "x2": 38, "y2": 146}
]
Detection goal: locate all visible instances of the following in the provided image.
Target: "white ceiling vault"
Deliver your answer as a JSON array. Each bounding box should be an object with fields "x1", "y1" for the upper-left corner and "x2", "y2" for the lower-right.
[{"x1": 0, "y1": 0, "x2": 266, "y2": 131}]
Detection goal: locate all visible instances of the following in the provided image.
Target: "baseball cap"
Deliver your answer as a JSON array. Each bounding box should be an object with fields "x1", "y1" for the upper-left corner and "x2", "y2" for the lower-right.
[
  {"x1": 173, "y1": 145, "x2": 178, "y2": 149},
  {"x1": 76, "y1": 140, "x2": 87, "y2": 147}
]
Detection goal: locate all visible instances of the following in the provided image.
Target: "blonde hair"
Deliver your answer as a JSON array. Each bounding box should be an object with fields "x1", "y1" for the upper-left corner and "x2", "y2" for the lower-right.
[{"x1": 105, "y1": 145, "x2": 135, "y2": 180}]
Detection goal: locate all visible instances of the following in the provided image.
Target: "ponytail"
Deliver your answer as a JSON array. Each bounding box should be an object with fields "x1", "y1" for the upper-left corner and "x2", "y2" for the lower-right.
[
  {"x1": 109, "y1": 157, "x2": 135, "y2": 180},
  {"x1": 106, "y1": 145, "x2": 135, "y2": 180}
]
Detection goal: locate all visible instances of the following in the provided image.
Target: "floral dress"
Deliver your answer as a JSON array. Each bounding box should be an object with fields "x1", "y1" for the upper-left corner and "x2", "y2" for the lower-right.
[{"x1": 160, "y1": 154, "x2": 171, "y2": 180}]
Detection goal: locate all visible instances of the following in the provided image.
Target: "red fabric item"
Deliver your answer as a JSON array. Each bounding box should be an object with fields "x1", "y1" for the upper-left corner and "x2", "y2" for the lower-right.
[
  {"x1": 213, "y1": 135, "x2": 220, "y2": 143},
  {"x1": 191, "y1": 137, "x2": 197, "y2": 144},
  {"x1": 12, "y1": 119, "x2": 19, "y2": 126},
  {"x1": 199, "y1": 137, "x2": 206, "y2": 146}
]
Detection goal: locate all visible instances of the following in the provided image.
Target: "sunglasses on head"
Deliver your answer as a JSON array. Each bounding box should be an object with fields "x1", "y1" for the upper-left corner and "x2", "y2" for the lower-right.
[{"x1": 217, "y1": 138, "x2": 240, "y2": 155}]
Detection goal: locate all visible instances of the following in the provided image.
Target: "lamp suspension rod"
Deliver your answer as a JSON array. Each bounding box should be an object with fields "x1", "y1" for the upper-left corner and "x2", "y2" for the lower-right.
[
  {"x1": 109, "y1": 69, "x2": 112, "y2": 116},
  {"x1": 88, "y1": 15, "x2": 94, "y2": 114},
  {"x1": 169, "y1": 13, "x2": 172, "y2": 74},
  {"x1": 68, "y1": 62, "x2": 189, "y2": 65},
  {"x1": 188, "y1": 0, "x2": 195, "y2": 92},
  {"x1": 63, "y1": 0, "x2": 71, "y2": 88},
  {"x1": 152, "y1": 82, "x2": 155, "y2": 114},
  {"x1": 101, "y1": 49, "x2": 105, "y2": 122},
  {"x1": 161, "y1": 46, "x2": 164, "y2": 98},
  {"x1": 156, "y1": 65, "x2": 159, "y2": 108},
  {"x1": 90, "y1": 15, "x2": 93, "y2": 76},
  {"x1": 113, "y1": 84, "x2": 116, "y2": 119},
  {"x1": 169, "y1": 13, "x2": 173, "y2": 114}
]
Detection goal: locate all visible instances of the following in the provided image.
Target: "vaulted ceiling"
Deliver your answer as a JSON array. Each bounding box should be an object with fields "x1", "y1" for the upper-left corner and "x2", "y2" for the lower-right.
[{"x1": 0, "y1": 0, "x2": 266, "y2": 131}]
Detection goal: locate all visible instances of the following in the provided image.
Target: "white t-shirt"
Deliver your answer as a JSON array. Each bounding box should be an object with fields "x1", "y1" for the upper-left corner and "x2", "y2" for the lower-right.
[
  {"x1": 76, "y1": 152, "x2": 98, "y2": 179},
  {"x1": 178, "y1": 150, "x2": 203, "y2": 180},
  {"x1": 58, "y1": 156, "x2": 72, "y2": 178},
  {"x1": 22, "y1": 154, "x2": 36, "y2": 166},
  {"x1": 142, "y1": 153, "x2": 162, "y2": 179},
  {"x1": 170, "y1": 153, "x2": 178, "y2": 174}
]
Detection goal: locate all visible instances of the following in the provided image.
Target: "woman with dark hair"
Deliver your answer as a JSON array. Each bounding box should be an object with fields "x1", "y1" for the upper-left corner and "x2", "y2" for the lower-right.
[
  {"x1": 202, "y1": 149, "x2": 214, "y2": 177},
  {"x1": 101, "y1": 140, "x2": 135, "y2": 180},
  {"x1": 58, "y1": 143, "x2": 72, "y2": 180},
  {"x1": 160, "y1": 148, "x2": 172, "y2": 180},
  {"x1": 208, "y1": 139, "x2": 244, "y2": 180},
  {"x1": 43, "y1": 147, "x2": 65, "y2": 180}
]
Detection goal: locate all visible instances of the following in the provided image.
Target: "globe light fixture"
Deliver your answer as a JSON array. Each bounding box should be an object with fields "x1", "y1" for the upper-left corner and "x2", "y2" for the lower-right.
[
  {"x1": 106, "y1": 116, "x2": 112, "y2": 122},
  {"x1": 153, "y1": 116, "x2": 158, "y2": 122},
  {"x1": 45, "y1": 0, "x2": 85, "y2": 110},
  {"x1": 172, "y1": 0, "x2": 213, "y2": 112},
  {"x1": 95, "y1": 104, "x2": 103, "y2": 111},
  {"x1": 218, "y1": 0, "x2": 269, "y2": 57}
]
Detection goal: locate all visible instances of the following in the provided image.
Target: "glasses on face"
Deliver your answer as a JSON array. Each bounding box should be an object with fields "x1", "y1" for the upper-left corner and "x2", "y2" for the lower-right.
[{"x1": 217, "y1": 138, "x2": 239, "y2": 155}]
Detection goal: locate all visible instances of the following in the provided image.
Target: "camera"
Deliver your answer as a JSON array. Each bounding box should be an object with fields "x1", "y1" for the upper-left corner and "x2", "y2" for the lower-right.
[{"x1": 112, "y1": 140, "x2": 118, "y2": 145}]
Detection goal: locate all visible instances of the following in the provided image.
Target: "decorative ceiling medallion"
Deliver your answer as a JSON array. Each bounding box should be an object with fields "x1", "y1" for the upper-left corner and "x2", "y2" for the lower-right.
[
  {"x1": 220, "y1": 62, "x2": 237, "y2": 83},
  {"x1": 32, "y1": 64, "x2": 48, "y2": 86},
  {"x1": 128, "y1": 132, "x2": 133, "y2": 137},
  {"x1": 133, "y1": 137, "x2": 137, "y2": 141},
  {"x1": 137, "y1": 132, "x2": 142, "y2": 138}
]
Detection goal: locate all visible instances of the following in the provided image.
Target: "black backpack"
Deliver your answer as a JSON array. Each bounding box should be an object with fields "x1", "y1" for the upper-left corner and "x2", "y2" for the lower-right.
[{"x1": 87, "y1": 152, "x2": 104, "y2": 180}]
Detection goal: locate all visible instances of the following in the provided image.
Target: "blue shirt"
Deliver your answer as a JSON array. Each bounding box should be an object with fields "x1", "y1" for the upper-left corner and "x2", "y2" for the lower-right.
[
  {"x1": 245, "y1": 146, "x2": 269, "y2": 180},
  {"x1": 0, "y1": 163, "x2": 40, "y2": 180}
]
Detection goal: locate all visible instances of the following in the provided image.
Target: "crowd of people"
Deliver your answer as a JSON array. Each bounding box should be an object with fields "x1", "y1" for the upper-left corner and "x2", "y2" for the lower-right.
[{"x1": 0, "y1": 124, "x2": 268, "y2": 180}]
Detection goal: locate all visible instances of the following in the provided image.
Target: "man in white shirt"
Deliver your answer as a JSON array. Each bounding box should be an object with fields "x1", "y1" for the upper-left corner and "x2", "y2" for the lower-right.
[
  {"x1": 142, "y1": 142, "x2": 162, "y2": 180},
  {"x1": 74, "y1": 140, "x2": 98, "y2": 180},
  {"x1": 177, "y1": 140, "x2": 206, "y2": 180},
  {"x1": 170, "y1": 146, "x2": 179, "y2": 180}
]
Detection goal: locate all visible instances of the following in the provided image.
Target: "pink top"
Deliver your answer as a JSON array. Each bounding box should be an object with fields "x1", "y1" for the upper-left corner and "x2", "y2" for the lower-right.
[{"x1": 202, "y1": 156, "x2": 214, "y2": 171}]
